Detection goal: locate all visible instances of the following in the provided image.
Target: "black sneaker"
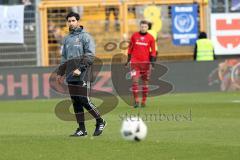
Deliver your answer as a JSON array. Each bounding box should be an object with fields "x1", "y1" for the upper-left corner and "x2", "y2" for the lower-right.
[
  {"x1": 93, "y1": 120, "x2": 107, "y2": 136},
  {"x1": 134, "y1": 102, "x2": 140, "y2": 108},
  {"x1": 70, "y1": 128, "x2": 87, "y2": 137}
]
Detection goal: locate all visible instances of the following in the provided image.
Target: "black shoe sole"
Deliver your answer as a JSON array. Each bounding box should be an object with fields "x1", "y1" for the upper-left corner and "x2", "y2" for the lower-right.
[
  {"x1": 69, "y1": 134, "x2": 88, "y2": 137},
  {"x1": 69, "y1": 131, "x2": 88, "y2": 137}
]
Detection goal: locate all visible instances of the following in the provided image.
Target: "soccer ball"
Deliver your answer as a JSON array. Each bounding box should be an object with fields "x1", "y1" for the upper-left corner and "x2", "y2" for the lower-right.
[{"x1": 120, "y1": 117, "x2": 147, "y2": 141}]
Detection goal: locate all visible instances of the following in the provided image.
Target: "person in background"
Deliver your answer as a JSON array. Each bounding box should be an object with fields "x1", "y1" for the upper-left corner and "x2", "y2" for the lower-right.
[
  {"x1": 105, "y1": 6, "x2": 120, "y2": 31},
  {"x1": 194, "y1": 31, "x2": 215, "y2": 61},
  {"x1": 126, "y1": 20, "x2": 156, "y2": 108}
]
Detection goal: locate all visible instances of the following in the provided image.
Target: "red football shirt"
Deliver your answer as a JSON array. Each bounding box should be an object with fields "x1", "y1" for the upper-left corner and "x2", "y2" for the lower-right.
[{"x1": 128, "y1": 32, "x2": 156, "y2": 63}]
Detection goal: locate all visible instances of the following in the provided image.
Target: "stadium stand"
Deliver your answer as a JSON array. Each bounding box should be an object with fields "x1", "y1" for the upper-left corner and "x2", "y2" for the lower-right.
[
  {"x1": 0, "y1": 0, "x2": 37, "y2": 67},
  {"x1": 39, "y1": 0, "x2": 204, "y2": 66},
  {"x1": 0, "y1": 30, "x2": 37, "y2": 67},
  {"x1": 0, "y1": 0, "x2": 211, "y2": 67}
]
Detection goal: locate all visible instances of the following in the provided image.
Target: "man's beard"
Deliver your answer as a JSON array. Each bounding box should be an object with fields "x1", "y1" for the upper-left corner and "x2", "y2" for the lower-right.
[{"x1": 69, "y1": 26, "x2": 76, "y2": 31}]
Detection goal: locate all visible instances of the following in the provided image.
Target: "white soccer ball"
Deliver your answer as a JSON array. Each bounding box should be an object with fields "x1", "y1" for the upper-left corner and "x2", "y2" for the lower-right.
[{"x1": 120, "y1": 117, "x2": 147, "y2": 141}]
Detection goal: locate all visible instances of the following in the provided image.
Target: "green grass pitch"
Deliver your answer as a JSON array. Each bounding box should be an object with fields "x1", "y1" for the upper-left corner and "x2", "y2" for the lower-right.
[{"x1": 0, "y1": 92, "x2": 240, "y2": 160}]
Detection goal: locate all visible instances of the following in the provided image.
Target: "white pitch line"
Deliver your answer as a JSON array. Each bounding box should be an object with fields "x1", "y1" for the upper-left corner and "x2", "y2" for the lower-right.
[{"x1": 231, "y1": 100, "x2": 240, "y2": 103}]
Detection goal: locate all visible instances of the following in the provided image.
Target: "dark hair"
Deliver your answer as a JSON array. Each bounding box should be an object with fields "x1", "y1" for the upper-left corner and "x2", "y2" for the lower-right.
[
  {"x1": 140, "y1": 20, "x2": 149, "y2": 25},
  {"x1": 198, "y1": 31, "x2": 207, "y2": 39},
  {"x1": 148, "y1": 22, "x2": 152, "y2": 30},
  {"x1": 66, "y1": 12, "x2": 80, "y2": 21}
]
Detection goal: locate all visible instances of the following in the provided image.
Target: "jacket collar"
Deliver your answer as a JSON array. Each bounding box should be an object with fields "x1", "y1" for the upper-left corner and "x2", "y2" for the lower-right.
[{"x1": 70, "y1": 26, "x2": 84, "y2": 35}]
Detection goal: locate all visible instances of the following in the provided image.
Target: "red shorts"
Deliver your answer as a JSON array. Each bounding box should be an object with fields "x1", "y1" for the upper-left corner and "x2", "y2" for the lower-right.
[{"x1": 130, "y1": 62, "x2": 151, "y2": 81}]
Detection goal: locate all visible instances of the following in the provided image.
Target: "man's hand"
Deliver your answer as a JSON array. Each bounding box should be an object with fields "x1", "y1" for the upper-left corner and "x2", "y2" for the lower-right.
[
  {"x1": 73, "y1": 69, "x2": 81, "y2": 76},
  {"x1": 56, "y1": 75, "x2": 65, "y2": 84}
]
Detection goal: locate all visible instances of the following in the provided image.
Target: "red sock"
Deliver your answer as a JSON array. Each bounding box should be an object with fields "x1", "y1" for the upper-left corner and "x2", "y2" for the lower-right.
[
  {"x1": 132, "y1": 82, "x2": 139, "y2": 103},
  {"x1": 142, "y1": 85, "x2": 148, "y2": 104}
]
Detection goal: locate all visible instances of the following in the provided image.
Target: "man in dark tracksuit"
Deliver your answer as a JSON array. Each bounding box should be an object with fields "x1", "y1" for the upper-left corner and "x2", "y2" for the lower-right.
[{"x1": 57, "y1": 12, "x2": 106, "y2": 137}]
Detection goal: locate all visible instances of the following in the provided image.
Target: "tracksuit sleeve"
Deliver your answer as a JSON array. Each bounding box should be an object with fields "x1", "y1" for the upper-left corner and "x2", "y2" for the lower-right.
[
  {"x1": 150, "y1": 37, "x2": 156, "y2": 57},
  {"x1": 150, "y1": 37, "x2": 156, "y2": 63},
  {"x1": 128, "y1": 35, "x2": 134, "y2": 55},
  {"x1": 127, "y1": 35, "x2": 134, "y2": 63},
  {"x1": 81, "y1": 33, "x2": 96, "y2": 70}
]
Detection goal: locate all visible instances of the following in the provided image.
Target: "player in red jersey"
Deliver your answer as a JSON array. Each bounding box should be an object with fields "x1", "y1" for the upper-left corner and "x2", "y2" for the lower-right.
[{"x1": 126, "y1": 20, "x2": 156, "y2": 108}]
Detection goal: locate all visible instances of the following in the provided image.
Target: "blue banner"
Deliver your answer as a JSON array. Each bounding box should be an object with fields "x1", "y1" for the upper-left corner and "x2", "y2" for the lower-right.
[{"x1": 172, "y1": 4, "x2": 198, "y2": 46}]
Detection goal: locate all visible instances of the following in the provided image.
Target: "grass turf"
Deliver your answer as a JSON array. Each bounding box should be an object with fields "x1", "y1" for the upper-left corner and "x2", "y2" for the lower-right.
[{"x1": 0, "y1": 92, "x2": 240, "y2": 160}]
